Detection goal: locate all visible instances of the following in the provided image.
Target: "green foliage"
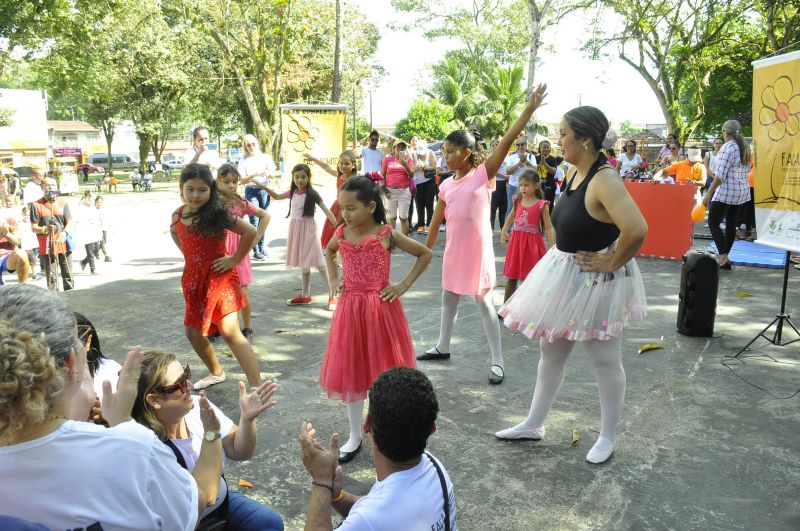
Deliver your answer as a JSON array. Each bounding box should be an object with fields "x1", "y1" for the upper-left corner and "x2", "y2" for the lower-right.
[
  {"x1": 584, "y1": 0, "x2": 753, "y2": 143},
  {"x1": 619, "y1": 120, "x2": 643, "y2": 138},
  {"x1": 473, "y1": 64, "x2": 527, "y2": 139},
  {"x1": 0, "y1": 107, "x2": 14, "y2": 127},
  {"x1": 0, "y1": 0, "x2": 72, "y2": 80},
  {"x1": 393, "y1": 99, "x2": 454, "y2": 142},
  {"x1": 347, "y1": 115, "x2": 372, "y2": 145}
]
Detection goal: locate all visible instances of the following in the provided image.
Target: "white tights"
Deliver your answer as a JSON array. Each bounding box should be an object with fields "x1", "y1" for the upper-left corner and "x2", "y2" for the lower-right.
[
  {"x1": 435, "y1": 289, "x2": 503, "y2": 369},
  {"x1": 340, "y1": 400, "x2": 364, "y2": 453},
  {"x1": 521, "y1": 336, "x2": 625, "y2": 448},
  {"x1": 301, "y1": 267, "x2": 331, "y2": 297}
]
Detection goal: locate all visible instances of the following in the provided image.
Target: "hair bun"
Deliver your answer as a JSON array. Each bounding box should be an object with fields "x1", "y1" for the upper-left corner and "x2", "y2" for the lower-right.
[{"x1": 602, "y1": 130, "x2": 617, "y2": 149}]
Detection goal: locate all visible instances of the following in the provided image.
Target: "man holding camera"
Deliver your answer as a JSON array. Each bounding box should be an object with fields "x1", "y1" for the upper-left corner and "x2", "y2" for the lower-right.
[{"x1": 30, "y1": 177, "x2": 74, "y2": 291}]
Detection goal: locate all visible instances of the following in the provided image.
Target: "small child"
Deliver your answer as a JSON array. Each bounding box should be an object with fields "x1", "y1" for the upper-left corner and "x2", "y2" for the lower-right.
[
  {"x1": 421, "y1": 83, "x2": 548, "y2": 385},
  {"x1": 320, "y1": 176, "x2": 432, "y2": 462},
  {"x1": 500, "y1": 170, "x2": 555, "y2": 302},
  {"x1": 18, "y1": 205, "x2": 39, "y2": 279},
  {"x1": 303, "y1": 150, "x2": 357, "y2": 248},
  {"x1": 169, "y1": 163, "x2": 262, "y2": 389},
  {"x1": 77, "y1": 191, "x2": 103, "y2": 275},
  {"x1": 264, "y1": 164, "x2": 337, "y2": 310},
  {"x1": 95, "y1": 195, "x2": 112, "y2": 262},
  {"x1": 216, "y1": 163, "x2": 271, "y2": 342}
]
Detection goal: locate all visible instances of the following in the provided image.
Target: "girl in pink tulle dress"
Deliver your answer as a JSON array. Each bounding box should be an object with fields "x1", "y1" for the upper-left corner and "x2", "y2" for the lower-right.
[
  {"x1": 217, "y1": 164, "x2": 271, "y2": 341},
  {"x1": 264, "y1": 164, "x2": 337, "y2": 309},
  {"x1": 320, "y1": 176, "x2": 432, "y2": 463}
]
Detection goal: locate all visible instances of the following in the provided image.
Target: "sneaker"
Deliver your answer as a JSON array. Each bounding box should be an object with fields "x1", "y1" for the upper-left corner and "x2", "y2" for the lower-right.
[
  {"x1": 416, "y1": 226, "x2": 424, "y2": 235},
  {"x1": 439, "y1": 225, "x2": 446, "y2": 233},
  {"x1": 287, "y1": 296, "x2": 312, "y2": 305},
  {"x1": 253, "y1": 252, "x2": 266, "y2": 261},
  {"x1": 104, "y1": 256, "x2": 112, "y2": 262},
  {"x1": 423, "y1": 228, "x2": 429, "y2": 235},
  {"x1": 327, "y1": 297, "x2": 338, "y2": 311},
  {"x1": 241, "y1": 328, "x2": 253, "y2": 342},
  {"x1": 207, "y1": 330, "x2": 221, "y2": 344}
]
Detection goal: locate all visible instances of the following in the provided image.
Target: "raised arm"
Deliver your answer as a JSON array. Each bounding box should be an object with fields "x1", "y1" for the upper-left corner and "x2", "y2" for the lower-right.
[
  {"x1": 485, "y1": 84, "x2": 547, "y2": 178},
  {"x1": 304, "y1": 153, "x2": 338, "y2": 177}
]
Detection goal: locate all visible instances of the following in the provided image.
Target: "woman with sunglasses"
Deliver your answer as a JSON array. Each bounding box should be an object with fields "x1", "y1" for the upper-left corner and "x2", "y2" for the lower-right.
[{"x1": 132, "y1": 351, "x2": 284, "y2": 530}]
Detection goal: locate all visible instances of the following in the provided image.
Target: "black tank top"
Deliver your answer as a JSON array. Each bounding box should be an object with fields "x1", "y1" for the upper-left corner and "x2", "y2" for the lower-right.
[{"x1": 551, "y1": 154, "x2": 620, "y2": 253}]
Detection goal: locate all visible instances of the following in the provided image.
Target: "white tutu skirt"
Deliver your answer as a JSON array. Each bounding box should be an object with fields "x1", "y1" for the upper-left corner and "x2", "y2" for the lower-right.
[{"x1": 499, "y1": 247, "x2": 647, "y2": 342}]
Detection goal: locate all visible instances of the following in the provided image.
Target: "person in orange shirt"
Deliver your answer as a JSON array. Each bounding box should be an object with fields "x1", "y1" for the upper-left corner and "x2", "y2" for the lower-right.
[{"x1": 653, "y1": 157, "x2": 706, "y2": 185}]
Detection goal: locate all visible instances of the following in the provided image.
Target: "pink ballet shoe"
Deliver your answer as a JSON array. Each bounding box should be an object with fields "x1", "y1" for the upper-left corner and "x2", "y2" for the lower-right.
[{"x1": 495, "y1": 424, "x2": 545, "y2": 441}]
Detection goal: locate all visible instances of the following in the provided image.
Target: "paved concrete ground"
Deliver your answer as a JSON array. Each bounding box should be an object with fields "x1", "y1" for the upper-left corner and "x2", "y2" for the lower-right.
[{"x1": 52, "y1": 185, "x2": 800, "y2": 530}]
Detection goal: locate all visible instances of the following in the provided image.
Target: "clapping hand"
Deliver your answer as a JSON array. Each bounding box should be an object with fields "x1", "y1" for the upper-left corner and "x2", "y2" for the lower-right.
[
  {"x1": 101, "y1": 347, "x2": 144, "y2": 427},
  {"x1": 239, "y1": 380, "x2": 278, "y2": 423},
  {"x1": 198, "y1": 392, "x2": 221, "y2": 433},
  {"x1": 298, "y1": 421, "x2": 339, "y2": 482}
]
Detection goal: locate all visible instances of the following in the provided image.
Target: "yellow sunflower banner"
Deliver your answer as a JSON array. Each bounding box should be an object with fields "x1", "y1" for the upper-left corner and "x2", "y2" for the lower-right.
[
  {"x1": 279, "y1": 104, "x2": 347, "y2": 189},
  {"x1": 753, "y1": 50, "x2": 800, "y2": 252}
]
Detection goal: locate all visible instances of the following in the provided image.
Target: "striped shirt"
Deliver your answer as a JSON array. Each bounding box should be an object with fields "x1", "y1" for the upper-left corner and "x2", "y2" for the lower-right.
[{"x1": 711, "y1": 140, "x2": 750, "y2": 205}]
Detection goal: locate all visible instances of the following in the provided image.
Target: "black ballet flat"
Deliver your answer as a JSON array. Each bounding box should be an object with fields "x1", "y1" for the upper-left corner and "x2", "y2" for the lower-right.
[
  {"x1": 416, "y1": 347, "x2": 451, "y2": 361},
  {"x1": 720, "y1": 262, "x2": 732, "y2": 270},
  {"x1": 488, "y1": 365, "x2": 505, "y2": 385},
  {"x1": 338, "y1": 441, "x2": 362, "y2": 464}
]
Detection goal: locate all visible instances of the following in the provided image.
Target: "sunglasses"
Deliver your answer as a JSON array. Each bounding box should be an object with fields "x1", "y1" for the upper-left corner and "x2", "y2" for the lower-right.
[
  {"x1": 159, "y1": 364, "x2": 192, "y2": 395},
  {"x1": 516, "y1": 143, "x2": 527, "y2": 147}
]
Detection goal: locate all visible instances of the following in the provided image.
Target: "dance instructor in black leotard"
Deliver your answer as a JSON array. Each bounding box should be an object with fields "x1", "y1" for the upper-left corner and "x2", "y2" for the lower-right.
[{"x1": 496, "y1": 106, "x2": 648, "y2": 464}]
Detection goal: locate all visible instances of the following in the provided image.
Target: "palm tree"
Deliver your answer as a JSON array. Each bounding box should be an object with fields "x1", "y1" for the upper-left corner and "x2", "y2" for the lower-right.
[
  {"x1": 425, "y1": 56, "x2": 478, "y2": 128},
  {"x1": 475, "y1": 64, "x2": 527, "y2": 139}
]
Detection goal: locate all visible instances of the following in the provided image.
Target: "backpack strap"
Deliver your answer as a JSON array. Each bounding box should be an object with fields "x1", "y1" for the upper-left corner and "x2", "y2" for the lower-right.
[{"x1": 425, "y1": 452, "x2": 451, "y2": 531}]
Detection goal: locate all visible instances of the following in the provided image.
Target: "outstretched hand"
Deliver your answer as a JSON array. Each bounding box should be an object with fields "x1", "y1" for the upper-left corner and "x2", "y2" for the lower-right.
[
  {"x1": 526, "y1": 83, "x2": 548, "y2": 111},
  {"x1": 239, "y1": 380, "x2": 278, "y2": 422}
]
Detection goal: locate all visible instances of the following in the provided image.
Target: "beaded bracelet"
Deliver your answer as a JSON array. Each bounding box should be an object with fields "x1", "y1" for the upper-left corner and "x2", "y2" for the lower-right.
[{"x1": 311, "y1": 480, "x2": 332, "y2": 492}]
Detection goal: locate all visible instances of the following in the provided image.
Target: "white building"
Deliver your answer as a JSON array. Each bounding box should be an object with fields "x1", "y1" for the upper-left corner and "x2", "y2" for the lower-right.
[{"x1": 0, "y1": 89, "x2": 49, "y2": 168}]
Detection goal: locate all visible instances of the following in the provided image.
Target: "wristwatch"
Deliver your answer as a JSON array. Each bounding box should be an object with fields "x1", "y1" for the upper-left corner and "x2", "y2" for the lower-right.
[{"x1": 204, "y1": 430, "x2": 221, "y2": 442}]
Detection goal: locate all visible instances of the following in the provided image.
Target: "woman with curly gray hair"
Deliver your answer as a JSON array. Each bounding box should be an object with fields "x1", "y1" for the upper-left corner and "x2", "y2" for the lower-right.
[{"x1": 0, "y1": 284, "x2": 208, "y2": 530}]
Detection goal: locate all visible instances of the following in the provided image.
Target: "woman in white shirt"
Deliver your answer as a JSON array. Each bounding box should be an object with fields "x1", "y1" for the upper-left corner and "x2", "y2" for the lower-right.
[
  {"x1": 616, "y1": 140, "x2": 643, "y2": 178},
  {"x1": 237, "y1": 134, "x2": 277, "y2": 260},
  {"x1": 703, "y1": 136, "x2": 724, "y2": 192},
  {"x1": 133, "y1": 350, "x2": 283, "y2": 531}
]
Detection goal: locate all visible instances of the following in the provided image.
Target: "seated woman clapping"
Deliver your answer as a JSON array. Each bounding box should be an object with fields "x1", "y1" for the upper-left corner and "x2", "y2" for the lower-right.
[{"x1": 132, "y1": 351, "x2": 284, "y2": 531}]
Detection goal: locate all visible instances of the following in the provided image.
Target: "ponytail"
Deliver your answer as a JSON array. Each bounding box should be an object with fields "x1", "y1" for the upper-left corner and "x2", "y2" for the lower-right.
[{"x1": 723, "y1": 119, "x2": 750, "y2": 165}]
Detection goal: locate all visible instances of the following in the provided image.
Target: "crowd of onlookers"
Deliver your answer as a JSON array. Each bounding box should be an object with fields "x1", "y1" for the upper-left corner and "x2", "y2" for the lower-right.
[{"x1": 0, "y1": 283, "x2": 457, "y2": 530}]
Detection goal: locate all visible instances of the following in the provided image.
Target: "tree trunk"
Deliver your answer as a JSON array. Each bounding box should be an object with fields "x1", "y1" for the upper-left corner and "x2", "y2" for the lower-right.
[
  {"x1": 269, "y1": 0, "x2": 294, "y2": 158},
  {"x1": 136, "y1": 130, "x2": 152, "y2": 172},
  {"x1": 525, "y1": 0, "x2": 550, "y2": 136},
  {"x1": 102, "y1": 121, "x2": 115, "y2": 176},
  {"x1": 331, "y1": 0, "x2": 343, "y2": 103}
]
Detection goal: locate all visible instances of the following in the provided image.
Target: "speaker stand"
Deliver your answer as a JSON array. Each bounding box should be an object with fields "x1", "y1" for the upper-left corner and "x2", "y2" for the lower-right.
[{"x1": 734, "y1": 251, "x2": 800, "y2": 357}]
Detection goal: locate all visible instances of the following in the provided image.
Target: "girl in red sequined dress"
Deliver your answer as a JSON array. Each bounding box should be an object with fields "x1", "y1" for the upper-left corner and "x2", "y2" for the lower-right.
[
  {"x1": 170, "y1": 164, "x2": 262, "y2": 389},
  {"x1": 320, "y1": 176, "x2": 432, "y2": 463}
]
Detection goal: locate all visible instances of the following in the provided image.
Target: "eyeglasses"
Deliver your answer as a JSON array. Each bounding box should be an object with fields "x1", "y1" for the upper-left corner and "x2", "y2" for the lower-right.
[
  {"x1": 244, "y1": 143, "x2": 256, "y2": 147},
  {"x1": 158, "y1": 364, "x2": 192, "y2": 395},
  {"x1": 516, "y1": 143, "x2": 527, "y2": 147}
]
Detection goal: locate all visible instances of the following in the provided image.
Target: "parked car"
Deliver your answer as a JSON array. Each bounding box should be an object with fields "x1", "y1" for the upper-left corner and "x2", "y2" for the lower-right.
[
  {"x1": 88, "y1": 153, "x2": 138, "y2": 171},
  {"x1": 427, "y1": 141, "x2": 444, "y2": 158},
  {"x1": 78, "y1": 163, "x2": 104, "y2": 174}
]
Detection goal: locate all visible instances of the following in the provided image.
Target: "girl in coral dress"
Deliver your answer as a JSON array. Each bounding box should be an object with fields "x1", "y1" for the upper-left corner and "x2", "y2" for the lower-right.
[
  {"x1": 303, "y1": 150, "x2": 357, "y2": 248},
  {"x1": 500, "y1": 170, "x2": 555, "y2": 302},
  {"x1": 422, "y1": 84, "x2": 548, "y2": 386},
  {"x1": 264, "y1": 164, "x2": 338, "y2": 310},
  {"x1": 169, "y1": 163, "x2": 262, "y2": 389},
  {"x1": 216, "y1": 164, "x2": 271, "y2": 342},
  {"x1": 320, "y1": 176, "x2": 432, "y2": 463}
]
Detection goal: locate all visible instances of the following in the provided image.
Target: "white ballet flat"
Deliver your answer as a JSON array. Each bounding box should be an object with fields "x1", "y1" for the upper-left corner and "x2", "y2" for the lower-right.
[
  {"x1": 586, "y1": 442, "x2": 615, "y2": 464},
  {"x1": 495, "y1": 425, "x2": 545, "y2": 441}
]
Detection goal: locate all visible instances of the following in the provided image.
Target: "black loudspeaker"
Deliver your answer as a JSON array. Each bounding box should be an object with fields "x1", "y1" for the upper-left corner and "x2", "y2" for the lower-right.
[{"x1": 677, "y1": 250, "x2": 719, "y2": 337}]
